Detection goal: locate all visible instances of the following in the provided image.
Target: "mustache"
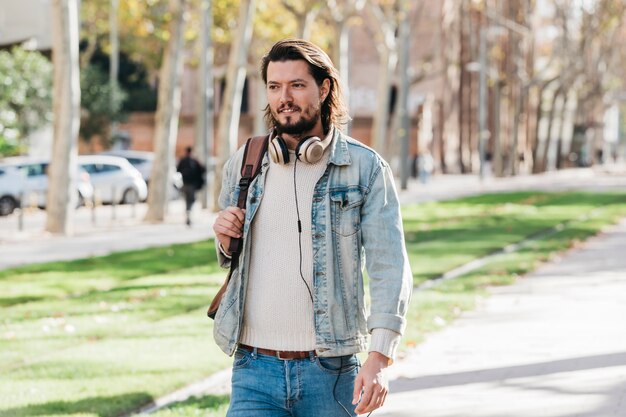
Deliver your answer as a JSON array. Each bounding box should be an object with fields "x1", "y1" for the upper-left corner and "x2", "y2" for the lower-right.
[{"x1": 278, "y1": 104, "x2": 301, "y2": 112}]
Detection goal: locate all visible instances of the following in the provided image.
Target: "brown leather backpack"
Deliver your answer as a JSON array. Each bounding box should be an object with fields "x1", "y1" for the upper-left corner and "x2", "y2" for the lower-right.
[{"x1": 207, "y1": 135, "x2": 269, "y2": 319}]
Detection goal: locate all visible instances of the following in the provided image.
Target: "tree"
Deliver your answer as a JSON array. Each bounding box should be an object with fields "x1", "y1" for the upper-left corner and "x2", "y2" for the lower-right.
[
  {"x1": 324, "y1": 0, "x2": 365, "y2": 136},
  {"x1": 195, "y1": 0, "x2": 215, "y2": 210},
  {"x1": 213, "y1": 0, "x2": 257, "y2": 207},
  {"x1": 281, "y1": 0, "x2": 323, "y2": 39},
  {"x1": 144, "y1": 0, "x2": 188, "y2": 222},
  {"x1": 526, "y1": 0, "x2": 625, "y2": 172},
  {"x1": 46, "y1": 0, "x2": 81, "y2": 235},
  {"x1": 395, "y1": 0, "x2": 411, "y2": 189},
  {"x1": 366, "y1": 1, "x2": 399, "y2": 160},
  {"x1": 79, "y1": 64, "x2": 127, "y2": 150},
  {"x1": 0, "y1": 47, "x2": 53, "y2": 156}
]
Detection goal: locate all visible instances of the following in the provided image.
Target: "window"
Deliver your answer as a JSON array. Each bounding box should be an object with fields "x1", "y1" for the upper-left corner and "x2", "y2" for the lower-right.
[
  {"x1": 81, "y1": 164, "x2": 97, "y2": 174},
  {"x1": 127, "y1": 158, "x2": 147, "y2": 165},
  {"x1": 101, "y1": 164, "x2": 121, "y2": 173},
  {"x1": 25, "y1": 164, "x2": 46, "y2": 177}
]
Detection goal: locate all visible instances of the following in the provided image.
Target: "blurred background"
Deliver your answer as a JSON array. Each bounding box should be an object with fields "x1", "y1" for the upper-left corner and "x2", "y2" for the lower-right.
[
  {"x1": 1, "y1": 0, "x2": 625, "y2": 231},
  {"x1": 2, "y1": 2, "x2": 626, "y2": 417}
]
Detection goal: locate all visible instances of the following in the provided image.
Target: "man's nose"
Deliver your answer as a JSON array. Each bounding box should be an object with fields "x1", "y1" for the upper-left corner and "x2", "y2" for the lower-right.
[{"x1": 279, "y1": 87, "x2": 292, "y2": 104}]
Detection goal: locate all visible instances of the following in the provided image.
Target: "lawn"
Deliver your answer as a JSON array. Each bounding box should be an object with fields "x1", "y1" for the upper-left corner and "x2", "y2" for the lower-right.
[{"x1": 1, "y1": 191, "x2": 625, "y2": 417}]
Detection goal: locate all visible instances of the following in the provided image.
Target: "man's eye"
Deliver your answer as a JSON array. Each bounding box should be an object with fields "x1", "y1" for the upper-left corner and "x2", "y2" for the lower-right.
[{"x1": 293, "y1": 83, "x2": 304, "y2": 88}]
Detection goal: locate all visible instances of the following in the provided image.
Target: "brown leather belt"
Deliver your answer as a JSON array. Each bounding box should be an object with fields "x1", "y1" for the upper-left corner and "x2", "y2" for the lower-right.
[{"x1": 239, "y1": 344, "x2": 316, "y2": 360}]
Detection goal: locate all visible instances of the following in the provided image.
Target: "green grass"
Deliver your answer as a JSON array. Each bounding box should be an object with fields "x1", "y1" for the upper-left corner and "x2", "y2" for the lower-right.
[{"x1": 1, "y1": 191, "x2": 626, "y2": 417}]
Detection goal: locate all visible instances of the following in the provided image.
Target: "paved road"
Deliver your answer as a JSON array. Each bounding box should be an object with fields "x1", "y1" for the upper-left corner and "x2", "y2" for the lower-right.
[{"x1": 378, "y1": 217, "x2": 626, "y2": 417}]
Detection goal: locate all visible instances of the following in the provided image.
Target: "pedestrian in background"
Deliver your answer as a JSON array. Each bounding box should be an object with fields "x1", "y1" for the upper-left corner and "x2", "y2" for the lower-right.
[
  {"x1": 177, "y1": 146, "x2": 205, "y2": 226},
  {"x1": 212, "y1": 39, "x2": 412, "y2": 416}
]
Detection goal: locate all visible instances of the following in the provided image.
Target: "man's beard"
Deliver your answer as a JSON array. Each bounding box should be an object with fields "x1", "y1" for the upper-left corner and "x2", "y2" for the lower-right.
[{"x1": 272, "y1": 105, "x2": 320, "y2": 136}]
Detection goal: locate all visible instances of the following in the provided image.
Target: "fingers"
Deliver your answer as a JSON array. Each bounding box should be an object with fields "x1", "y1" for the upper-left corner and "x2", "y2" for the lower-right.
[
  {"x1": 353, "y1": 358, "x2": 389, "y2": 415},
  {"x1": 220, "y1": 207, "x2": 245, "y2": 229},
  {"x1": 354, "y1": 383, "x2": 387, "y2": 415},
  {"x1": 213, "y1": 207, "x2": 246, "y2": 250},
  {"x1": 352, "y1": 374, "x2": 364, "y2": 406}
]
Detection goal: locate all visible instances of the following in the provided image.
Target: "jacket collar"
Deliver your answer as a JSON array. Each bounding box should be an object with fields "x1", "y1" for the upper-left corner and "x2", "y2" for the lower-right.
[{"x1": 327, "y1": 126, "x2": 352, "y2": 166}]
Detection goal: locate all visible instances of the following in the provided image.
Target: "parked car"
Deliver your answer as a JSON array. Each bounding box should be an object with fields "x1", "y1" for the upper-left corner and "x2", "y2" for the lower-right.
[
  {"x1": 78, "y1": 155, "x2": 148, "y2": 204},
  {"x1": 0, "y1": 157, "x2": 94, "y2": 216},
  {"x1": 99, "y1": 149, "x2": 184, "y2": 197}
]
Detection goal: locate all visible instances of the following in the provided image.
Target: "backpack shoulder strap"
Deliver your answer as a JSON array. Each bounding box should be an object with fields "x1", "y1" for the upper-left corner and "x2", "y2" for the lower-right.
[{"x1": 228, "y1": 134, "x2": 269, "y2": 255}]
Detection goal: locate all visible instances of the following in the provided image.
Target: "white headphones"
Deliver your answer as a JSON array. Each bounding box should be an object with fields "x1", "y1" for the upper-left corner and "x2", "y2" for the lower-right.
[{"x1": 268, "y1": 131, "x2": 331, "y2": 164}]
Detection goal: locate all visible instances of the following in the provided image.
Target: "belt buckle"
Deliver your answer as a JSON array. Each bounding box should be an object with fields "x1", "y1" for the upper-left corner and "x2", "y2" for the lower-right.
[{"x1": 276, "y1": 350, "x2": 290, "y2": 360}]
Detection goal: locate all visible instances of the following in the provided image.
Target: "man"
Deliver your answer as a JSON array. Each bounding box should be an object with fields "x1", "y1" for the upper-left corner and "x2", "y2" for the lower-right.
[
  {"x1": 177, "y1": 146, "x2": 205, "y2": 225},
  {"x1": 212, "y1": 39, "x2": 412, "y2": 416}
]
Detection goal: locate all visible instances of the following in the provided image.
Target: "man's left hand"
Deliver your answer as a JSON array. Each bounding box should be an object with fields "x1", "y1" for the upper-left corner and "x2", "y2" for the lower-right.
[{"x1": 352, "y1": 352, "x2": 390, "y2": 415}]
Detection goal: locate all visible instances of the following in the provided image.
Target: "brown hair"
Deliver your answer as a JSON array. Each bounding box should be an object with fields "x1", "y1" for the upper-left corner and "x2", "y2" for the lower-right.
[{"x1": 261, "y1": 39, "x2": 349, "y2": 133}]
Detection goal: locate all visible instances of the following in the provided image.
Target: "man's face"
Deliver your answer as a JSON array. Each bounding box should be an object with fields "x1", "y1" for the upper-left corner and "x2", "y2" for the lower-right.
[{"x1": 266, "y1": 60, "x2": 329, "y2": 136}]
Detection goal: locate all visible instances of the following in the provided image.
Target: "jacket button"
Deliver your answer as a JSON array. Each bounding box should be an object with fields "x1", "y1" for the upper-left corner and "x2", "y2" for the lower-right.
[{"x1": 316, "y1": 310, "x2": 324, "y2": 315}]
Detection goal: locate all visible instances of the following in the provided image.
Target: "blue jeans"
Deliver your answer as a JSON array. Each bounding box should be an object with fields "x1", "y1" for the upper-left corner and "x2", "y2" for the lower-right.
[{"x1": 227, "y1": 348, "x2": 360, "y2": 417}]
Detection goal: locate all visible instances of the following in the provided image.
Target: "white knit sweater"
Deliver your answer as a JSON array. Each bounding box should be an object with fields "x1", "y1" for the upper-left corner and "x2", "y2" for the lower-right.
[{"x1": 239, "y1": 141, "x2": 400, "y2": 359}]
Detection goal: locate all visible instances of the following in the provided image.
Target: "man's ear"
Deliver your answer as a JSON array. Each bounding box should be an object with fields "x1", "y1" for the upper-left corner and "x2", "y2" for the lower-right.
[{"x1": 320, "y1": 78, "x2": 331, "y2": 101}]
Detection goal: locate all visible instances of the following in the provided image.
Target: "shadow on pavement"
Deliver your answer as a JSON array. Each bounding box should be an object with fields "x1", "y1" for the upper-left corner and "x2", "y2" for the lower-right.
[{"x1": 390, "y1": 351, "x2": 626, "y2": 393}]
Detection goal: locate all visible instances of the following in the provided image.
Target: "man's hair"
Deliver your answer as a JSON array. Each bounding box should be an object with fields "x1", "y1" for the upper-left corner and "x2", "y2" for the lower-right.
[{"x1": 261, "y1": 39, "x2": 349, "y2": 133}]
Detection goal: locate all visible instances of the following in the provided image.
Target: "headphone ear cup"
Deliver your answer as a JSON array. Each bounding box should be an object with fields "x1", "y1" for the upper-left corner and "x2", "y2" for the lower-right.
[
  {"x1": 269, "y1": 136, "x2": 290, "y2": 164},
  {"x1": 296, "y1": 136, "x2": 324, "y2": 164}
]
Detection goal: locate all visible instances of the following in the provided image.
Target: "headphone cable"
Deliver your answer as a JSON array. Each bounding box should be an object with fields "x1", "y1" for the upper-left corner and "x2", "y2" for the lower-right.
[
  {"x1": 294, "y1": 155, "x2": 371, "y2": 417},
  {"x1": 293, "y1": 158, "x2": 314, "y2": 304}
]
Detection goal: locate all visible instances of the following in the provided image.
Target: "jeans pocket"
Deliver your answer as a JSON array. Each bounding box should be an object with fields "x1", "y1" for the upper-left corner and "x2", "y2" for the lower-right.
[
  {"x1": 315, "y1": 355, "x2": 359, "y2": 375},
  {"x1": 233, "y1": 349, "x2": 252, "y2": 370}
]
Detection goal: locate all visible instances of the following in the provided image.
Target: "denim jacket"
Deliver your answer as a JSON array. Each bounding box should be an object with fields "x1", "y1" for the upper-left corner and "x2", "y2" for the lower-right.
[{"x1": 213, "y1": 128, "x2": 413, "y2": 357}]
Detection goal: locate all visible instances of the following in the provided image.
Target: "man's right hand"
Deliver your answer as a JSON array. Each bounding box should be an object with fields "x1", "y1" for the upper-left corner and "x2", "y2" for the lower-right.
[{"x1": 213, "y1": 207, "x2": 246, "y2": 255}]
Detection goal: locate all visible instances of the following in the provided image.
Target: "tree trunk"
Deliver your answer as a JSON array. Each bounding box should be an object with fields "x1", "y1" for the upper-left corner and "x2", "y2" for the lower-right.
[
  {"x1": 144, "y1": 0, "x2": 187, "y2": 222},
  {"x1": 366, "y1": 2, "x2": 397, "y2": 160},
  {"x1": 371, "y1": 46, "x2": 396, "y2": 160},
  {"x1": 213, "y1": 0, "x2": 257, "y2": 208},
  {"x1": 335, "y1": 20, "x2": 351, "y2": 135},
  {"x1": 396, "y1": 0, "x2": 410, "y2": 189},
  {"x1": 509, "y1": 84, "x2": 527, "y2": 175},
  {"x1": 196, "y1": 0, "x2": 214, "y2": 210},
  {"x1": 457, "y1": 0, "x2": 468, "y2": 173},
  {"x1": 46, "y1": 0, "x2": 81, "y2": 235},
  {"x1": 538, "y1": 86, "x2": 562, "y2": 172},
  {"x1": 253, "y1": 73, "x2": 267, "y2": 135},
  {"x1": 531, "y1": 80, "x2": 558, "y2": 174},
  {"x1": 492, "y1": 80, "x2": 503, "y2": 177},
  {"x1": 555, "y1": 92, "x2": 569, "y2": 170},
  {"x1": 298, "y1": 10, "x2": 318, "y2": 40},
  {"x1": 109, "y1": 0, "x2": 119, "y2": 140}
]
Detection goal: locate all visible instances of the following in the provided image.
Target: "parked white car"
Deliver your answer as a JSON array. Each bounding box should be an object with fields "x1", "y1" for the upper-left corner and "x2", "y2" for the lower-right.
[
  {"x1": 0, "y1": 157, "x2": 94, "y2": 216},
  {"x1": 99, "y1": 150, "x2": 155, "y2": 182},
  {"x1": 99, "y1": 149, "x2": 183, "y2": 197},
  {"x1": 78, "y1": 155, "x2": 148, "y2": 204}
]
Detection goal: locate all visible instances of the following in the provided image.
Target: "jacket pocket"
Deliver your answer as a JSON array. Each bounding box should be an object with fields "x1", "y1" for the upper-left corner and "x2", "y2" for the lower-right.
[{"x1": 329, "y1": 188, "x2": 364, "y2": 237}]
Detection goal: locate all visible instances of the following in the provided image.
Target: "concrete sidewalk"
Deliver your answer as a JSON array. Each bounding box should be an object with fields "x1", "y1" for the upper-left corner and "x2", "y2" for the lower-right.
[{"x1": 378, "y1": 216, "x2": 626, "y2": 417}]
